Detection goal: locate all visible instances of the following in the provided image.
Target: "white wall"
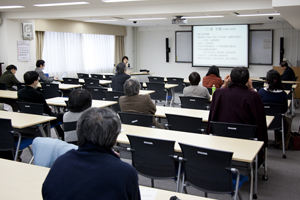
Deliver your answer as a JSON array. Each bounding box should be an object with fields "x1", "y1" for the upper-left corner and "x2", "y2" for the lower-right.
[
  {"x1": 135, "y1": 23, "x2": 300, "y2": 82},
  {"x1": 0, "y1": 14, "x2": 36, "y2": 81}
]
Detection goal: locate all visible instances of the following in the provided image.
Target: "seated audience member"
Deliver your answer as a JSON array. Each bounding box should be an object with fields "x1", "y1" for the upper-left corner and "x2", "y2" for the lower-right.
[
  {"x1": 202, "y1": 65, "x2": 223, "y2": 88},
  {"x1": 280, "y1": 61, "x2": 295, "y2": 81},
  {"x1": 119, "y1": 78, "x2": 164, "y2": 129},
  {"x1": 42, "y1": 107, "x2": 141, "y2": 200},
  {"x1": 259, "y1": 69, "x2": 288, "y2": 111},
  {"x1": 183, "y1": 72, "x2": 210, "y2": 101},
  {"x1": 112, "y1": 62, "x2": 130, "y2": 92},
  {"x1": 63, "y1": 89, "x2": 92, "y2": 144},
  {"x1": 259, "y1": 69, "x2": 289, "y2": 148},
  {"x1": 0, "y1": 65, "x2": 20, "y2": 90},
  {"x1": 207, "y1": 67, "x2": 267, "y2": 163},
  {"x1": 18, "y1": 71, "x2": 64, "y2": 140},
  {"x1": 35, "y1": 60, "x2": 58, "y2": 83}
]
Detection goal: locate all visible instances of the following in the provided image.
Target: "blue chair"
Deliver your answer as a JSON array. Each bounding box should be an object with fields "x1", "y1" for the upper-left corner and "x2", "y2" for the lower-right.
[{"x1": 0, "y1": 118, "x2": 33, "y2": 162}]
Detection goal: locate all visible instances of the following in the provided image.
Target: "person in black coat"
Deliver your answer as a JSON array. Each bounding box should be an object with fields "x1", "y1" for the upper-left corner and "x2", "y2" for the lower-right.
[
  {"x1": 112, "y1": 62, "x2": 130, "y2": 92},
  {"x1": 42, "y1": 107, "x2": 141, "y2": 200},
  {"x1": 280, "y1": 61, "x2": 295, "y2": 81},
  {"x1": 18, "y1": 71, "x2": 64, "y2": 140}
]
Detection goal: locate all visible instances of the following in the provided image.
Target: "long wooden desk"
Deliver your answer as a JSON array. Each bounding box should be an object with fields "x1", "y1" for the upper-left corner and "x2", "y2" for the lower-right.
[
  {"x1": 46, "y1": 97, "x2": 117, "y2": 107},
  {"x1": 107, "y1": 88, "x2": 155, "y2": 95},
  {"x1": 79, "y1": 78, "x2": 112, "y2": 85},
  {"x1": 38, "y1": 82, "x2": 82, "y2": 90},
  {"x1": 0, "y1": 110, "x2": 56, "y2": 137},
  {"x1": 155, "y1": 106, "x2": 274, "y2": 127},
  {"x1": 0, "y1": 158, "x2": 214, "y2": 200},
  {"x1": 117, "y1": 124, "x2": 263, "y2": 200}
]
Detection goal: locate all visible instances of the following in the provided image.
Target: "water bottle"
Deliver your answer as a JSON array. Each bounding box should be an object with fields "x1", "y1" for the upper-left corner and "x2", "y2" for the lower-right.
[{"x1": 212, "y1": 84, "x2": 216, "y2": 95}]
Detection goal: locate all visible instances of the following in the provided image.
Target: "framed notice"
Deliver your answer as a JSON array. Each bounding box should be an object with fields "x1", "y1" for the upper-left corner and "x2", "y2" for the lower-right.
[
  {"x1": 17, "y1": 41, "x2": 31, "y2": 61},
  {"x1": 175, "y1": 31, "x2": 192, "y2": 63}
]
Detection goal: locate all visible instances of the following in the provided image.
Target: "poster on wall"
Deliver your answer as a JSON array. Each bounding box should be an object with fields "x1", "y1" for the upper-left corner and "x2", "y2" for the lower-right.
[{"x1": 17, "y1": 41, "x2": 30, "y2": 61}]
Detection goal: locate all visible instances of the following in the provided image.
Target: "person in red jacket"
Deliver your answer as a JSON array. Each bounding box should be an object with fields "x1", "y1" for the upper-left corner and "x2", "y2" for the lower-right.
[{"x1": 202, "y1": 65, "x2": 223, "y2": 88}]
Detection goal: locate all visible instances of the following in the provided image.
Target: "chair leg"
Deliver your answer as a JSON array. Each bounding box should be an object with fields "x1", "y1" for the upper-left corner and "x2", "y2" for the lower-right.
[
  {"x1": 29, "y1": 156, "x2": 34, "y2": 164},
  {"x1": 205, "y1": 192, "x2": 208, "y2": 197},
  {"x1": 151, "y1": 179, "x2": 154, "y2": 188},
  {"x1": 183, "y1": 186, "x2": 187, "y2": 194},
  {"x1": 238, "y1": 191, "x2": 243, "y2": 200}
]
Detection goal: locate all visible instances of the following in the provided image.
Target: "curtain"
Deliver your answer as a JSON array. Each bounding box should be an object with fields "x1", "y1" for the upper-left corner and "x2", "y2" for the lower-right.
[
  {"x1": 35, "y1": 31, "x2": 45, "y2": 60},
  {"x1": 114, "y1": 36, "x2": 125, "y2": 67},
  {"x1": 42, "y1": 31, "x2": 115, "y2": 78}
]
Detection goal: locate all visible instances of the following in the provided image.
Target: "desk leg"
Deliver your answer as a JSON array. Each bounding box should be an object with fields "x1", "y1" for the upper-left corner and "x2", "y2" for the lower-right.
[
  {"x1": 254, "y1": 155, "x2": 258, "y2": 199},
  {"x1": 170, "y1": 88, "x2": 175, "y2": 107},
  {"x1": 249, "y1": 163, "x2": 253, "y2": 200},
  {"x1": 38, "y1": 122, "x2": 50, "y2": 137},
  {"x1": 291, "y1": 89, "x2": 295, "y2": 117}
]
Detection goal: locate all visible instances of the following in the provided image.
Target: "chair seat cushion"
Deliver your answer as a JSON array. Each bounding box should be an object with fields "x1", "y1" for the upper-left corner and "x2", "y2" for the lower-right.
[
  {"x1": 232, "y1": 174, "x2": 249, "y2": 189},
  {"x1": 15, "y1": 138, "x2": 33, "y2": 150}
]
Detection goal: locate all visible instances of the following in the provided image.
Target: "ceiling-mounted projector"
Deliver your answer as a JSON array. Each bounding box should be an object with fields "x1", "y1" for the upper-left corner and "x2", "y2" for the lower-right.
[{"x1": 172, "y1": 16, "x2": 187, "y2": 24}]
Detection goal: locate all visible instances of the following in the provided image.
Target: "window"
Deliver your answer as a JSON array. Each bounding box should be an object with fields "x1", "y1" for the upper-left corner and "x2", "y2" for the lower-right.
[{"x1": 42, "y1": 31, "x2": 115, "y2": 77}]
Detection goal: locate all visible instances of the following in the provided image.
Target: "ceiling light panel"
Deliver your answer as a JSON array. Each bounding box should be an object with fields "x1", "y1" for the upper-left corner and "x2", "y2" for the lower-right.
[
  {"x1": 33, "y1": 2, "x2": 89, "y2": 7},
  {"x1": 0, "y1": 5, "x2": 25, "y2": 9}
]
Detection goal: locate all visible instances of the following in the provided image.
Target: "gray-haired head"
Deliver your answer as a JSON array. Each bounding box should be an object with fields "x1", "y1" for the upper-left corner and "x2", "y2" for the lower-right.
[
  {"x1": 116, "y1": 62, "x2": 126, "y2": 73},
  {"x1": 77, "y1": 107, "x2": 121, "y2": 148},
  {"x1": 124, "y1": 78, "x2": 140, "y2": 96}
]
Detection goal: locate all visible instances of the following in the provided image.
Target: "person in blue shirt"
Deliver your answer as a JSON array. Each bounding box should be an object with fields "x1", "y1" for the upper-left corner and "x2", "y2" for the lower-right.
[{"x1": 112, "y1": 62, "x2": 131, "y2": 92}]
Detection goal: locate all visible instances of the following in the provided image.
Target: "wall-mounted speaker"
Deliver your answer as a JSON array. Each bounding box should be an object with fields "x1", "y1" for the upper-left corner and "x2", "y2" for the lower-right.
[
  {"x1": 280, "y1": 37, "x2": 284, "y2": 62},
  {"x1": 166, "y1": 38, "x2": 171, "y2": 62}
]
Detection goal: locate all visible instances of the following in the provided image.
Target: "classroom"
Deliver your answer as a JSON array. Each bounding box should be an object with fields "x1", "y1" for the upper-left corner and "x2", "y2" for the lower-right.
[{"x1": 0, "y1": 0, "x2": 300, "y2": 200}]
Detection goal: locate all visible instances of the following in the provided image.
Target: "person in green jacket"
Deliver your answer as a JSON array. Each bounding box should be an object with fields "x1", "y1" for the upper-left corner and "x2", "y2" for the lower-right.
[{"x1": 0, "y1": 65, "x2": 20, "y2": 90}]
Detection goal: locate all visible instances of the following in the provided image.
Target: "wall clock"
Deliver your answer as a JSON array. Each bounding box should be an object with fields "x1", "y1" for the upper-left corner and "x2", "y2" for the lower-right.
[{"x1": 22, "y1": 23, "x2": 33, "y2": 40}]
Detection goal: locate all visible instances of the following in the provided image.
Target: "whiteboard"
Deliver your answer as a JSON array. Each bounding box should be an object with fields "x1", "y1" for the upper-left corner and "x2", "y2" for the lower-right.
[
  {"x1": 175, "y1": 31, "x2": 192, "y2": 63},
  {"x1": 249, "y1": 30, "x2": 273, "y2": 65}
]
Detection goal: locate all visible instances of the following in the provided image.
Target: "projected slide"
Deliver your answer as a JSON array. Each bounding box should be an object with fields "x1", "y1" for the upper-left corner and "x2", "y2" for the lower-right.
[{"x1": 193, "y1": 25, "x2": 248, "y2": 67}]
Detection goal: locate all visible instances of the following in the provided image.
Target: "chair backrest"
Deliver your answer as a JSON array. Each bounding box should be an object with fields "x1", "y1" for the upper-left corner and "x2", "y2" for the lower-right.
[
  {"x1": 252, "y1": 81, "x2": 264, "y2": 91},
  {"x1": 179, "y1": 143, "x2": 233, "y2": 194},
  {"x1": 63, "y1": 78, "x2": 79, "y2": 84},
  {"x1": 16, "y1": 83, "x2": 26, "y2": 91},
  {"x1": 84, "y1": 78, "x2": 100, "y2": 88},
  {"x1": 148, "y1": 76, "x2": 165, "y2": 83},
  {"x1": 0, "y1": 82, "x2": 7, "y2": 90},
  {"x1": 263, "y1": 103, "x2": 286, "y2": 130},
  {"x1": 166, "y1": 114, "x2": 203, "y2": 134},
  {"x1": 282, "y1": 83, "x2": 293, "y2": 90},
  {"x1": 166, "y1": 77, "x2": 184, "y2": 93},
  {"x1": 146, "y1": 82, "x2": 166, "y2": 101},
  {"x1": 41, "y1": 83, "x2": 61, "y2": 99},
  {"x1": 86, "y1": 87, "x2": 107, "y2": 100},
  {"x1": 206, "y1": 87, "x2": 212, "y2": 95},
  {"x1": 17, "y1": 101, "x2": 44, "y2": 115},
  {"x1": 77, "y1": 73, "x2": 89, "y2": 78},
  {"x1": 118, "y1": 112, "x2": 153, "y2": 127},
  {"x1": 0, "y1": 118, "x2": 15, "y2": 152},
  {"x1": 105, "y1": 75, "x2": 114, "y2": 80},
  {"x1": 63, "y1": 121, "x2": 77, "y2": 132},
  {"x1": 103, "y1": 91, "x2": 124, "y2": 112},
  {"x1": 210, "y1": 121, "x2": 256, "y2": 139},
  {"x1": 179, "y1": 96, "x2": 208, "y2": 110},
  {"x1": 90, "y1": 74, "x2": 104, "y2": 80},
  {"x1": 127, "y1": 134, "x2": 176, "y2": 178}
]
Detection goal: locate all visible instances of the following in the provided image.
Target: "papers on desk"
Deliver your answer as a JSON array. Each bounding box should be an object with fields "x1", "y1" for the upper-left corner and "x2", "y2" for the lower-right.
[{"x1": 140, "y1": 187, "x2": 158, "y2": 200}]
